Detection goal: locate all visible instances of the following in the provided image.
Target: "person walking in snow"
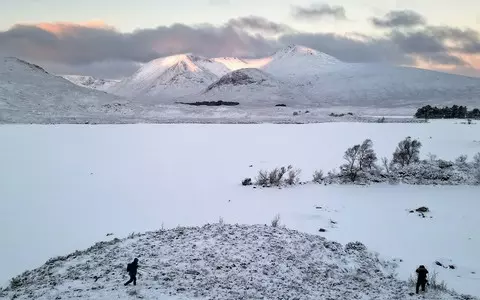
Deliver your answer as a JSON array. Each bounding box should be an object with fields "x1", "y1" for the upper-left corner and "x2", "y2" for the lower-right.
[
  {"x1": 415, "y1": 265, "x2": 429, "y2": 294},
  {"x1": 124, "y1": 258, "x2": 139, "y2": 286}
]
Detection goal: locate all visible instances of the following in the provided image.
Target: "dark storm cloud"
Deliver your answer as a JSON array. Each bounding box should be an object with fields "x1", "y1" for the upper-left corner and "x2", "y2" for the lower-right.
[
  {"x1": 279, "y1": 33, "x2": 414, "y2": 65},
  {"x1": 371, "y1": 10, "x2": 426, "y2": 28},
  {"x1": 292, "y1": 4, "x2": 347, "y2": 21},
  {"x1": 227, "y1": 16, "x2": 293, "y2": 34},
  {"x1": 419, "y1": 53, "x2": 467, "y2": 66},
  {"x1": 0, "y1": 22, "x2": 276, "y2": 66}
]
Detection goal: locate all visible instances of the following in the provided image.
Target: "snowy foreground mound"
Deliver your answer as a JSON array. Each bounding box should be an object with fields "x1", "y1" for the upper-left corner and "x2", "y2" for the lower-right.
[{"x1": 1, "y1": 224, "x2": 474, "y2": 300}]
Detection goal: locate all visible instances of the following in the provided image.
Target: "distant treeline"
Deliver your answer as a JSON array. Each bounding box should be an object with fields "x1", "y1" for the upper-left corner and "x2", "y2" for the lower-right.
[{"x1": 414, "y1": 105, "x2": 480, "y2": 119}]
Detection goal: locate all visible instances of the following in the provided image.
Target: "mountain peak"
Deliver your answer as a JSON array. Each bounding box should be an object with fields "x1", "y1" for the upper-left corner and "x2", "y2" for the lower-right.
[
  {"x1": 271, "y1": 45, "x2": 341, "y2": 64},
  {"x1": 276, "y1": 45, "x2": 318, "y2": 55}
]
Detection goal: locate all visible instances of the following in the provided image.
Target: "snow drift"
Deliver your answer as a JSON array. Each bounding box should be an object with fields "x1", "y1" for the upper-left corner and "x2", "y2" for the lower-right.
[{"x1": 1, "y1": 224, "x2": 472, "y2": 300}]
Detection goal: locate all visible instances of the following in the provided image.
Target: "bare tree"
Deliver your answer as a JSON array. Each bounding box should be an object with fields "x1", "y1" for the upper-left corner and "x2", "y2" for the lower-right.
[
  {"x1": 358, "y1": 139, "x2": 377, "y2": 170},
  {"x1": 392, "y1": 137, "x2": 422, "y2": 167},
  {"x1": 340, "y1": 139, "x2": 378, "y2": 182},
  {"x1": 381, "y1": 157, "x2": 391, "y2": 174},
  {"x1": 341, "y1": 143, "x2": 361, "y2": 182}
]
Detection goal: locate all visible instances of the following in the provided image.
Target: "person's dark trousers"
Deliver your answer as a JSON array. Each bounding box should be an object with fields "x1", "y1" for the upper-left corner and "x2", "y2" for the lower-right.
[
  {"x1": 416, "y1": 280, "x2": 426, "y2": 293},
  {"x1": 124, "y1": 273, "x2": 137, "y2": 286}
]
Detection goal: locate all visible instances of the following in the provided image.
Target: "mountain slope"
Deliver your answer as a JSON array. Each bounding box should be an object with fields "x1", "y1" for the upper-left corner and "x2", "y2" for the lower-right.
[
  {"x1": 62, "y1": 75, "x2": 119, "y2": 91},
  {"x1": 0, "y1": 224, "x2": 471, "y2": 300},
  {"x1": 0, "y1": 57, "x2": 127, "y2": 123},
  {"x1": 111, "y1": 54, "x2": 230, "y2": 98},
  {"x1": 183, "y1": 68, "x2": 310, "y2": 106},
  {"x1": 299, "y1": 63, "x2": 480, "y2": 107}
]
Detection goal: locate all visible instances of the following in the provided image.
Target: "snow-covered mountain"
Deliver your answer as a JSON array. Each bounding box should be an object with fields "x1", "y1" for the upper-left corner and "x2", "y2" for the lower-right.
[
  {"x1": 0, "y1": 57, "x2": 127, "y2": 123},
  {"x1": 101, "y1": 45, "x2": 480, "y2": 108},
  {"x1": 261, "y1": 45, "x2": 342, "y2": 79},
  {"x1": 62, "y1": 75, "x2": 119, "y2": 91},
  {"x1": 1, "y1": 223, "x2": 472, "y2": 300},
  {"x1": 111, "y1": 54, "x2": 231, "y2": 98}
]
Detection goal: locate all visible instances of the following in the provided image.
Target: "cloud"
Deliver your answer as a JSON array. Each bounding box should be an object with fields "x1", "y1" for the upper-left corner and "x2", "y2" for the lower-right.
[
  {"x1": 372, "y1": 10, "x2": 426, "y2": 28},
  {"x1": 33, "y1": 21, "x2": 112, "y2": 36},
  {"x1": 292, "y1": 4, "x2": 347, "y2": 21},
  {"x1": 280, "y1": 33, "x2": 413, "y2": 65},
  {"x1": 44, "y1": 60, "x2": 142, "y2": 78},
  {"x1": 1, "y1": 14, "x2": 479, "y2": 77},
  {"x1": 0, "y1": 21, "x2": 276, "y2": 67},
  {"x1": 389, "y1": 30, "x2": 446, "y2": 54},
  {"x1": 389, "y1": 26, "x2": 480, "y2": 54},
  {"x1": 418, "y1": 53, "x2": 467, "y2": 66},
  {"x1": 227, "y1": 16, "x2": 293, "y2": 34}
]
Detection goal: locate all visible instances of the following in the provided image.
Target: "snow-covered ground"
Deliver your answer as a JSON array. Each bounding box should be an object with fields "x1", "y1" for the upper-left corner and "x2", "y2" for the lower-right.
[
  {"x1": 1, "y1": 224, "x2": 470, "y2": 300},
  {"x1": 1, "y1": 120, "x2": 480, "y2": 297}
]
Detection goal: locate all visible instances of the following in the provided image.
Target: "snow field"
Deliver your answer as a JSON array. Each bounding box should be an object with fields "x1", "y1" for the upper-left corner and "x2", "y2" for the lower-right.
[{"x1": 1, "y1": 121, "x2": 479, "y2": 296}]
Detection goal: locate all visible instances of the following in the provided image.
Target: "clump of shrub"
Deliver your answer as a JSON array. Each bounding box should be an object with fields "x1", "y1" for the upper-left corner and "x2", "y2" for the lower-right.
[
  {"x1": 9, "y1": 277, "x2": 23, "y2": 290},
  {"x1": 312, "y1": 137, "x2": 479, "y2": 186},
  {"x1": 254, "y1": 165, "x2": 301, "y2": 187}
]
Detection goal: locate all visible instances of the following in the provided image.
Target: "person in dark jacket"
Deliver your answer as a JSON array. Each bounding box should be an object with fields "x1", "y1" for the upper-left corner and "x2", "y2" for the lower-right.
[
  {"x1": 124, "y1": 258, "x2": 139, "y2": 286},
  {"x1": 416, "y1": 265, "x2": 429, "y2": 294}
]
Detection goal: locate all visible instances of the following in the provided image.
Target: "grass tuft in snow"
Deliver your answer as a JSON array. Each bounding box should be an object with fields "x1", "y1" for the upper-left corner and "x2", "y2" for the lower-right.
[{"x1": 271, "y1": 214, "x2": 281, "y2": 227}]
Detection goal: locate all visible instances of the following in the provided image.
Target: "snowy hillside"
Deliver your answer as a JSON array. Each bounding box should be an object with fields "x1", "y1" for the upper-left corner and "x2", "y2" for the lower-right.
[
  {"x1": 297, "y1": 63, "x2": 480, "y2": 108},
  {"x1": 261, "y1": 45, "x2": 343, "y2": 78},
  {"x1": 110, "y1": 54, "x2": 230, "y2": 97},
  {"x1": 0, "y1": 57, "x2": 128, "y2": 123},
  {"x1": 0, "y1": 224, "x2": 472, "y2": 300},
  {"x1": 184, "y1": 68, "x2": 311, "y2": 106},
  {"x1": 62, "y1": 75, "x2": 119, "y2": 91}
]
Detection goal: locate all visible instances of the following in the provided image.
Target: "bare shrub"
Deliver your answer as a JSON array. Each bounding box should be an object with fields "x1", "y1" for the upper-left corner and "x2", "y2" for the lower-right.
[
  {"x1": 268, "y1": 167, "x2": 287, "y2": 186},
  {"x1": 312, "y1": 170, "x2": 324, "y2": 183},
  {"x1": 473, "y1": 152, "x2": 480, "y2": 169},
  {"x1": 429, "y1": 270, "x2": 448, "y2": 291},
  {"x1": 271, "y1": 214, "x2": 281, "y2": 227},
  {"x1": 255, "y1": 166, "x2": 301, "y2": 186},
  {"x1": 286, "y1": 168, "x2": 301, "y2": 185},
  {"x1": 455, "y1": 155, "x2": 468, "y2": 165},
  {"x1": 218, "y1": 217, "x2": 224, "y2": 225},
  {"x1": 255, "y1": 170, "x2": 269, "y2": 186},
  {"x1": 392, "y1": 137, "x2": 422, "y2": 167},
  {"x1": 426, "y1": 152, "x2": 438, "y2": 163}
]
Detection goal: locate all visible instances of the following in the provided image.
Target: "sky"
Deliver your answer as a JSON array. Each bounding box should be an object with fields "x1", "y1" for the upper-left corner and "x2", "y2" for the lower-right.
[{"x1": 1, "y1": 0, "x2": 479, "y2": 77}]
